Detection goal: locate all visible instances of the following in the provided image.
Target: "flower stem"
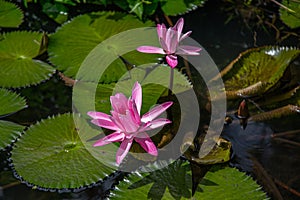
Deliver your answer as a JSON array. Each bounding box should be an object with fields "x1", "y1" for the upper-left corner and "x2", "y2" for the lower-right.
[
  {"x1": 168, "y1": 67, "x2": 174, "y2": 94},
  {"x1": 167, "y1": 67, "x2": 174, "y2": 132}
]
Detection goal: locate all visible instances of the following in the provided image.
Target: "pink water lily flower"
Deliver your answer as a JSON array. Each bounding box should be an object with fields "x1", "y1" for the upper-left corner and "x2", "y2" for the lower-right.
[
  {"x1": 137, "y1": 18, "x2": 201, "y2": 68},
  {"x1": 87, "y1": 82, "x2": 173, "y2": 165}
]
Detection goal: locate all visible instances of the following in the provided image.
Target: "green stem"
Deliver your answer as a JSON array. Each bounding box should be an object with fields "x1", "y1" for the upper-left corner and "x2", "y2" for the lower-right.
[
  {"x1": 167, "y1": 67, "x2": 174, "y2": 132},
  {"x1": 168, "y1": 67, "x2": 174, "y2": 94}
]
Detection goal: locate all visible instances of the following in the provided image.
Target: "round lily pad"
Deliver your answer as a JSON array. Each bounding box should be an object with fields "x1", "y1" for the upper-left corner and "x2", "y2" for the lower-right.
[
  {"x1": 0, "y1": 88, "x2": 26, "y2": 150},
  {"x1": 0, "y1": 31, "x2": 55, "y2": 88},
  {"x1": 110, "y1": 160, "x2": 268, "y2": 199},
  {"x1": 0, "y1": 0, "x2": 23, "y2": 28},
  {"x1": 160, "y1": 0, "x2": 206, "y2": 16},
  {"x1": 48, "y1": 11, "x2": 155, "y2": 79},
  {"x1": 0, "y1": 88, "x2": 27, "y2": 117},
  {"x1": 0, "y1": 120, "x2": 24, "y2": 150},
  {"x1": 11, "y1": 114, "x2": 114, "y2": 190}
]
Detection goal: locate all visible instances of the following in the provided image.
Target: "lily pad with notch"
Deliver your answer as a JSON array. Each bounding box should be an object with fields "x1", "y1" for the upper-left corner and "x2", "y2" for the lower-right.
[
  {"x1": 48, "y1": 11, "x2": 157, "y2": 80},
  {"x1": 0, "y1": 88, "x2": 26, "y2": 150},
  {"x1": 0, "y1": 31, "x2": 55, "y2": 88},
  {"x1": 110, "y1": 159, "x2": 268, "y2": 200},
  {"x1": 0, "y1": 0, "x2": 23, "y2": 28},
  {"x1": 11, "y1": 113, "x2": 115, "y2": 190},
  {"x1": 160, "y1": 0, "x2": 206, "y2": 16}
]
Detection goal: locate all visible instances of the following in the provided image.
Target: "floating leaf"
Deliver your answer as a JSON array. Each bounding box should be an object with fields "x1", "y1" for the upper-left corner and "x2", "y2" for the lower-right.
[
  {"x1": 279, "y1": 0, "x2": 300, "y2": 29},
  {"x1": 214, "y1": 46, "x2": 300, "y2": 99},
  {"x1": 0, "y1": 31, "x2": 55, "y2": 88},
  {"x1": 0, "y1": 120, "x2": 24, "y2": 150},
  {"x1": 0, "y1": 88, "x2": 27, "y2": 117},
  {"x1": 127, "y1": 0, "x2": 158, "y2": 19},
  {"x1": 73, "y1": 64, "x2": 191, "y2": 119},
  {"x1": 42, "y1": 2, "x2": 68, "y2": 24},
  {"x1": 0, "y1": 88, "x2": 26, "y2": 150},
  {"x1": 160, "y1": 0, "x2": 206, "y2": 16},
  {"x1": 110, "y1": 160, "x2": 268, "y2": 199},
  {"x1": 11, "y1": 114, "x2": 115, "y2": 190},
  {"x1": 0, "y1": 0, "x2": 23, "y2": 28},
  {"x1": 48, "y1": 11, "x2": 155, "y2": 79},
  {"x1": 97, "y1": 64, "x2": 191, "y2": 114}
]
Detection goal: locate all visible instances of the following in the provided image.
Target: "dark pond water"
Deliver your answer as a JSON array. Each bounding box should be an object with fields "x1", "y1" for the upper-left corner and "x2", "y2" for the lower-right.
[{"x1": 1, "y1": 0, "x2": 300, "y2": 199}]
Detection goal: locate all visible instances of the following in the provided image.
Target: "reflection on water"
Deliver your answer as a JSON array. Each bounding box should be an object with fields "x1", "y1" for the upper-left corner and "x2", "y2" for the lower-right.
[{"x1": 222, "y1": 118, "x2": 273, "y2": 172}]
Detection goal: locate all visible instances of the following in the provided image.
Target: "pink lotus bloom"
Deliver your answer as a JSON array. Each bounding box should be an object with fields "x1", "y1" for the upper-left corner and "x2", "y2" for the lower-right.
[
  {"x1": 87, "y1": 82, "x2": 173, "y2": 165},
  {"x1": 137, "y1": 18, "x2": 201, "y2": 68}
]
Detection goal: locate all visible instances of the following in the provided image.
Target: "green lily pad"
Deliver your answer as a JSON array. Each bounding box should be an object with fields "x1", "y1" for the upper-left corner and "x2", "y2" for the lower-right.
[
  {"x1": 11, "y1": 114, "x2": 115, "y2": 190},
  {"x1": 160, "y1": 0, "x2": 206, "y2": 16},
  {"x1": 279, "y1": 0, "x2": 300, "y2": 29},
  {"x1": 97, "y1": 65, "x2": 191, "y2": 115},
  {"x1": 0, "y1": 31, "x2": 56, "y2": 88},
  {"x1": 217, "y1": 46, "x2": 300, "y2": 99},
  {"x1": 0, "y1": 0, "x2": 23, "y2": 28},
  {"x1": 73, "y1": 64, "x2": 191, "y2": 120},
  {"x1": 0, "y1": 120, "x2": 24, "y2": 150},
  {"x1": 0, "y1": 88, "x2": 26, "y2": 150},
  {"x1": 0, "y1": 88, "x2": 27, "y2": 117},
  {"x1": 48, "y1": 11, "x2": 155, "y2": 79},
  {"x1": 127, "y1": 0, "x2": 158, "y2": 19},
  {"x1": 110, "y1": 160, "x2": 268, "y2": 200}
]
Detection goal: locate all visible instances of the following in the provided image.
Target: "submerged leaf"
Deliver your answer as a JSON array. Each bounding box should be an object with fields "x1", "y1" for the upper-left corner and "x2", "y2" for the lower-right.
[
  {"x1": 214, "y1": 46, "x2": 300, "y2": 99},
  {"x1": 0, "y1": 31, "x2": 55, "y2": 88},
  {"x1": 184, "y1": 137, "x2": 231, "y2": 165},
  {"x1": 0, "y1": 0, "x2": 23, "y2": 28},
  {"x1": 11, "y1": 114, "x2": 114, "y2": 190}
]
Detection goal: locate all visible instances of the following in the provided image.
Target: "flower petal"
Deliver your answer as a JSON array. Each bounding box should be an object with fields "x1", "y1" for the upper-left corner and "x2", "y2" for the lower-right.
[
  {"x1": 118, "y1": 111, "x2": 139, "y2": 133},
  {"x1": 166, "y1": 55, "x2": 178, "y2": 68},
  {"x1": 135, "y1": 132, "x2": 158, "y2": 156},
  {"x1": 111, "y1": 111, "x2": 126, "y2": 131},
  {"x1": 177, "y1": 45, "x2": 201, "y2": 55},
  {"x1": 168, "y1": 31, "x2": 179, "y2": 54},
  {"x1": 157, "y1": 23, "x2": 166, "y2": 40},
  {"x1": 87, "y1": 111, "x2": 111, "y2": 120},
  {"x1": 159, "y1": 38, "x2": 169, "y2": 53},
  {"x1": 136, "y1": 46, "x2": 165, "y2": 54},
  {"x1": 110, "y1": 93, "x2": 128, "y2": 114},
  {"x1": 165, "y1": 28, "x2": 174, "y2": 52},
  {"x1": 172, "y1": 18, "x2": 184, "y2": 41},
  {"x1": 141, "y1": 101, "x2": 173, "y2": 122},
  {"x1": 148, "y1": 118, "x2": 172, "y2": 129},
  {"x1": 131, "y1": 81, "x2": 142, "y2": 115},
  {"x1": 116, "y1": 138, "x2": 133, "y2": 164},
  {"x1": 93, "y1": 132, "x2": 125, "y2": 146},
  {"x1": 179, "y1": 31, "x2": 192, "y2": 42},
  {"x1": 91, "y1": 118, "x2": 120, "y2": 131},
  {"x1": 128, "y1": 99, "x2": 141, "y2": 125}
]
